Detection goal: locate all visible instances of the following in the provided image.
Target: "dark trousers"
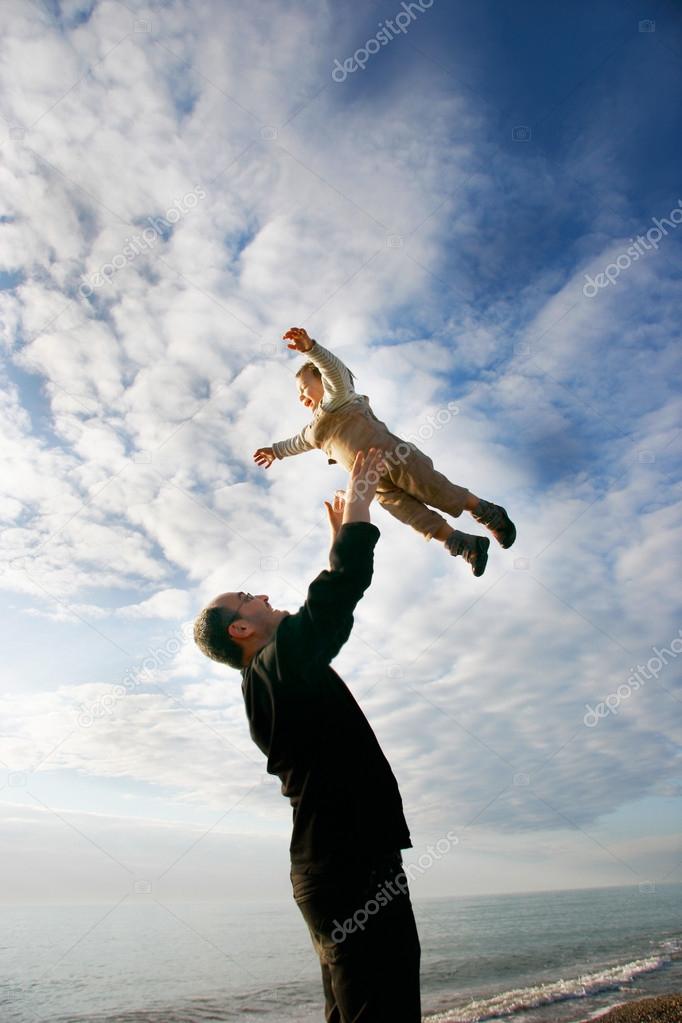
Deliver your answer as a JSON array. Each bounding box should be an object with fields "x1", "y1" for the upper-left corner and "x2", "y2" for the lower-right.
[{"x1": 290, "y1": 850, "x2": 421, "y2": 1022}]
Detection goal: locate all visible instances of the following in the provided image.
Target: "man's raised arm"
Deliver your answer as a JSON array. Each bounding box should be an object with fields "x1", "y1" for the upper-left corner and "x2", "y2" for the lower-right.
[{"x1": 281, "y1": 449, "x2": 386, "y2": 670}]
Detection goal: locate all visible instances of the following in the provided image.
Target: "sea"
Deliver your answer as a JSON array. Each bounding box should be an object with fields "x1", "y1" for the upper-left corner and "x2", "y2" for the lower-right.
[{"x1": 3, "y1": 883, "x2": 681, "y2": 1023}]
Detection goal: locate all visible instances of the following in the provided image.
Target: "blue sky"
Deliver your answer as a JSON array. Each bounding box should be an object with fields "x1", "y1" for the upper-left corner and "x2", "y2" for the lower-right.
[{"x1": 0, "y1": 0, "x2": 680, "y2": 910}]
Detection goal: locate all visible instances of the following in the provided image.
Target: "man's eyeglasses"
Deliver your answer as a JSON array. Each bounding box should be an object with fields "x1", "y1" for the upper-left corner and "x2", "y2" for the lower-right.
[{"x1": 223, "y1": 593, "x2": 254, "y2": 627}]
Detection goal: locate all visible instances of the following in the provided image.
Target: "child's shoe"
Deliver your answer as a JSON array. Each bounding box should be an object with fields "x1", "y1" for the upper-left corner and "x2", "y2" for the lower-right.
[
  {"x1": 445, "y1": 529, "x2": 489, "y2": 576},
  {"x1": 471, "y1": 499, "x2": 516, "y2": 549}
]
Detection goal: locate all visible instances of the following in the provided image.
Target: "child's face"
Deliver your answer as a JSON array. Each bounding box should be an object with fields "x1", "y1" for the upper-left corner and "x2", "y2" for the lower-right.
[{"x1": 298, "y1": 371, "x2": 324, "y2": 411}]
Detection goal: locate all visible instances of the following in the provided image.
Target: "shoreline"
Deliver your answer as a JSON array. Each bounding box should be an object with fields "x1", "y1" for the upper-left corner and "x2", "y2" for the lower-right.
[{"x1": 580, "y1": 993, "x2": 682, "y2": 1022}]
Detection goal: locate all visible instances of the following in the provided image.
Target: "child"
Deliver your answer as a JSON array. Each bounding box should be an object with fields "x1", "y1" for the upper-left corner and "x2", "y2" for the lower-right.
[{"x1": 253, "y1": 327, "x2": 516, "y2": 576}]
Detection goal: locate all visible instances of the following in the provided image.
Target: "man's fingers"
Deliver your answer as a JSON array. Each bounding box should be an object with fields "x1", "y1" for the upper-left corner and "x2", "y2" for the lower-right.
[
  {"x1": 354, "y1": 448, "x2": 387, "y2": 487},
  {"x1": 372, "y1": 450, "x2": 387, "y2": 474},
  {"x1": 349, "y1": 447, "x2": 390, "y2": 491},
  {"x1": 360, "y1": 447, "x2": 379, "y2": 471}
]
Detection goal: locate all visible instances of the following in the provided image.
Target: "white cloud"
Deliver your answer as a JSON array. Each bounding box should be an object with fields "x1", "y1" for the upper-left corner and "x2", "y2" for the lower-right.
[
  {"x1": 0, "y1": 0, "x2": 679, "y2": 902},
  {"x1": 115, "y1": 587, "x2": 192, "y2": 619}
]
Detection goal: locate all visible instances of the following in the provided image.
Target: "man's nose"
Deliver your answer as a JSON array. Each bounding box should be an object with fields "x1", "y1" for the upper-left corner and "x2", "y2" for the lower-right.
[{"x1": 256, "y1": 594, "x2": 269, "y2": 602}]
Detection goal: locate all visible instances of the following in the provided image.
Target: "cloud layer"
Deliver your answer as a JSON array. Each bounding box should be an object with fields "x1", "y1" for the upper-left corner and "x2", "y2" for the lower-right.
[{"x1": 0, "y1": 0, "x2": 680, "y2": 901}]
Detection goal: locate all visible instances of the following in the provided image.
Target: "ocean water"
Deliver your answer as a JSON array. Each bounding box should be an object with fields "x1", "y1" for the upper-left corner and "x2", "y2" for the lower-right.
[{"x1": 2, "y1": 883, "x2": 681, "y2": 1023}]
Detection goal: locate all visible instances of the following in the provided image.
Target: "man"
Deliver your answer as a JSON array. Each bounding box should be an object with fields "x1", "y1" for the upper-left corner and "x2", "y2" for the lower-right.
[{"x1": 193, "y1": 448, "x2": 421, "y2": 1022}]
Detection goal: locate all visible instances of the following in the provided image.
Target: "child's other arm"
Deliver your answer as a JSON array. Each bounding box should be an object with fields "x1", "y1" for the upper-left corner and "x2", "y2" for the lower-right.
[
  {"x1": 272, "y1": 428, "x2": 314, "y2": 459},
  {"x1": 282, "y1": 327, "x2": 355, "y2": 409},
  {"x1": 304, "y1": 341, "x2": 355, "y2": 409}
]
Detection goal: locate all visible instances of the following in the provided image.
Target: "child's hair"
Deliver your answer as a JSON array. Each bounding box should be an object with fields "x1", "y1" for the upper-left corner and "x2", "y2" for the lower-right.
[{"x1": 296, "y1": 361, "x2": 357, "y2": 387}]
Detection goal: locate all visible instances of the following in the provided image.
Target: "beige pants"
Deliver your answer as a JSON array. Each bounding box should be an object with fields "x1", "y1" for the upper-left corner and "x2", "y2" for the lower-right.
[
  {"x1": 375, "y1": 445, "x2": 469, "y2": 542},
  {"x1": 319, "y1": 400, "x2": 469, "y2": 542}
]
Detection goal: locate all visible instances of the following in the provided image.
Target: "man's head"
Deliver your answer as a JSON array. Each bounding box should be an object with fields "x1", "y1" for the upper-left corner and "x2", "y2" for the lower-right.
[
  {"x1": 193, "y1": 592, "x2": 289, "y2": 670},
  {"x1": 296, "y1": 363, "x2": 324, "y2": 411}
]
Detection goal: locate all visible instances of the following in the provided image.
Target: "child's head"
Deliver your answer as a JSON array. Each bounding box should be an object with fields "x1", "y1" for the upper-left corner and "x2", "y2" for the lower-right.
[
  {"x1": 295, "y1": 360, "x2": 357, "y2": 412},
  {"x1": 296, "y1": 363, "x2": 324, "y2": 411}
]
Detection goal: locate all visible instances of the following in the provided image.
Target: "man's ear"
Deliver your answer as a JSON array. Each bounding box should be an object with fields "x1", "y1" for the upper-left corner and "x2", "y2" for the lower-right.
[{"x1": 228, "y1": 620, "x2": 255, "y2": 640}]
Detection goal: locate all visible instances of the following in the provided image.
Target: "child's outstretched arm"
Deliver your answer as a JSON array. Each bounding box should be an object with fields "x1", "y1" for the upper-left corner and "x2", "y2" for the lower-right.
[
  {"x1": 283, "y1": 326, "x2": 356, "y2": 410},
  {"x1": 253, "y1": 428, "x2": 314, "y2": 468}
]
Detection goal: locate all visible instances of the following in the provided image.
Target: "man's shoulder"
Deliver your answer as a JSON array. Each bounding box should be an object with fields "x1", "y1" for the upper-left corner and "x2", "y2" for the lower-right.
[
  {"x1": 242, "y1": 616, "x2": 296, "y2": 686},
  {"x1": 243, "y1": 615, "x2": 327, "y2": 707}
]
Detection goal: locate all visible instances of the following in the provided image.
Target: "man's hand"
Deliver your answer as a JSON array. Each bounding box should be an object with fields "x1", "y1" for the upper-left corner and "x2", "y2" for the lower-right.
[
  {"x1": 324, "y1": 490, "x2": 346, "y2": 541},
  {"x1": 283, "y1": 327, "x2": 314, "y2": 353},
  {"x1": 342, "y1": 448, "x2": 387, "y2": 525},
  {"x1": 253, "y1": 446, "x2": 276, "y2": 469}
]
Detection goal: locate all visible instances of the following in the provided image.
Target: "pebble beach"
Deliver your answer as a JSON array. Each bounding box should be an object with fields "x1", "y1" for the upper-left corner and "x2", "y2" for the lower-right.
[{"x1": 582, "y1": 994, "x2": 682, "y2": 1022}]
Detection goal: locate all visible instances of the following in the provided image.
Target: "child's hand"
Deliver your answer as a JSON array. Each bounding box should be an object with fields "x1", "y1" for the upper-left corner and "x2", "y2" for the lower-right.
[
  {"x1": 253, "y1": 447, "x2": 276, "y2": 469},
  {"x1": 283, "y1": 327, "x2": 314, "y2": 352},
  {"x1": 323, "y1": 490, "x2": 346, "y2": 540}
]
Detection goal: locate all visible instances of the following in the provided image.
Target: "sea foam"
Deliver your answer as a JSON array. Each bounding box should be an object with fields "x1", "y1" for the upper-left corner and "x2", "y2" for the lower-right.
[{"x1": 423, "y1": 950, "x2": 669, "y2": 1022}]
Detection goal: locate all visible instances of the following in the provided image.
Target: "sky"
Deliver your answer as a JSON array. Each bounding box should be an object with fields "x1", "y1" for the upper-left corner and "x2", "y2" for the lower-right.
[{"x1": 0, "y1": 0, "x2": 681, "y2": 915}]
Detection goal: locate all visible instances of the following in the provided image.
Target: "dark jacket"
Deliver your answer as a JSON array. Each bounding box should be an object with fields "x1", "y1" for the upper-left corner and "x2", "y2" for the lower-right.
[{"x1": 241, "y1": 522, "x2": 412, "y2": 871}]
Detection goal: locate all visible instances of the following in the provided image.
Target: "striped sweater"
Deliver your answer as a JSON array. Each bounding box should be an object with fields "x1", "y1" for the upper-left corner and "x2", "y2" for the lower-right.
[{"x1": 272, "y1": 341, "x2": 360, "y2": 459}]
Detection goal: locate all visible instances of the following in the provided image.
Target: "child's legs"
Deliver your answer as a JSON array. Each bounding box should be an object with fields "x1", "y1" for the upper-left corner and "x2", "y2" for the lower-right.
[
  {"x1": 375, "y1": 484, "x2": 449, "y2": 542},
  {"x1": 384, "y1": 447, "x2": 470, "y2": 518}
]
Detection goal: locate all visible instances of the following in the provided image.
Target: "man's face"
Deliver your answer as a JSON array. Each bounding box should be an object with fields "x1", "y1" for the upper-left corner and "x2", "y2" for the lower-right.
[
  {"x1": 210, "y1": 591, "x2": 290, "y2": 639},
  {"x1": 298, "y1": 371, "x2": 324, "y2": 410}
]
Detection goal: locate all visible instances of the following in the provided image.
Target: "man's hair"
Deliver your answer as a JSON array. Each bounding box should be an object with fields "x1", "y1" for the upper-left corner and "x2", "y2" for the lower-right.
[
  {"x1": 193, "y1": 606, "x2": 244, "y2": 670},
  {"x1": 296, "y1": 362, "x2": 356, "y2": 387}
]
